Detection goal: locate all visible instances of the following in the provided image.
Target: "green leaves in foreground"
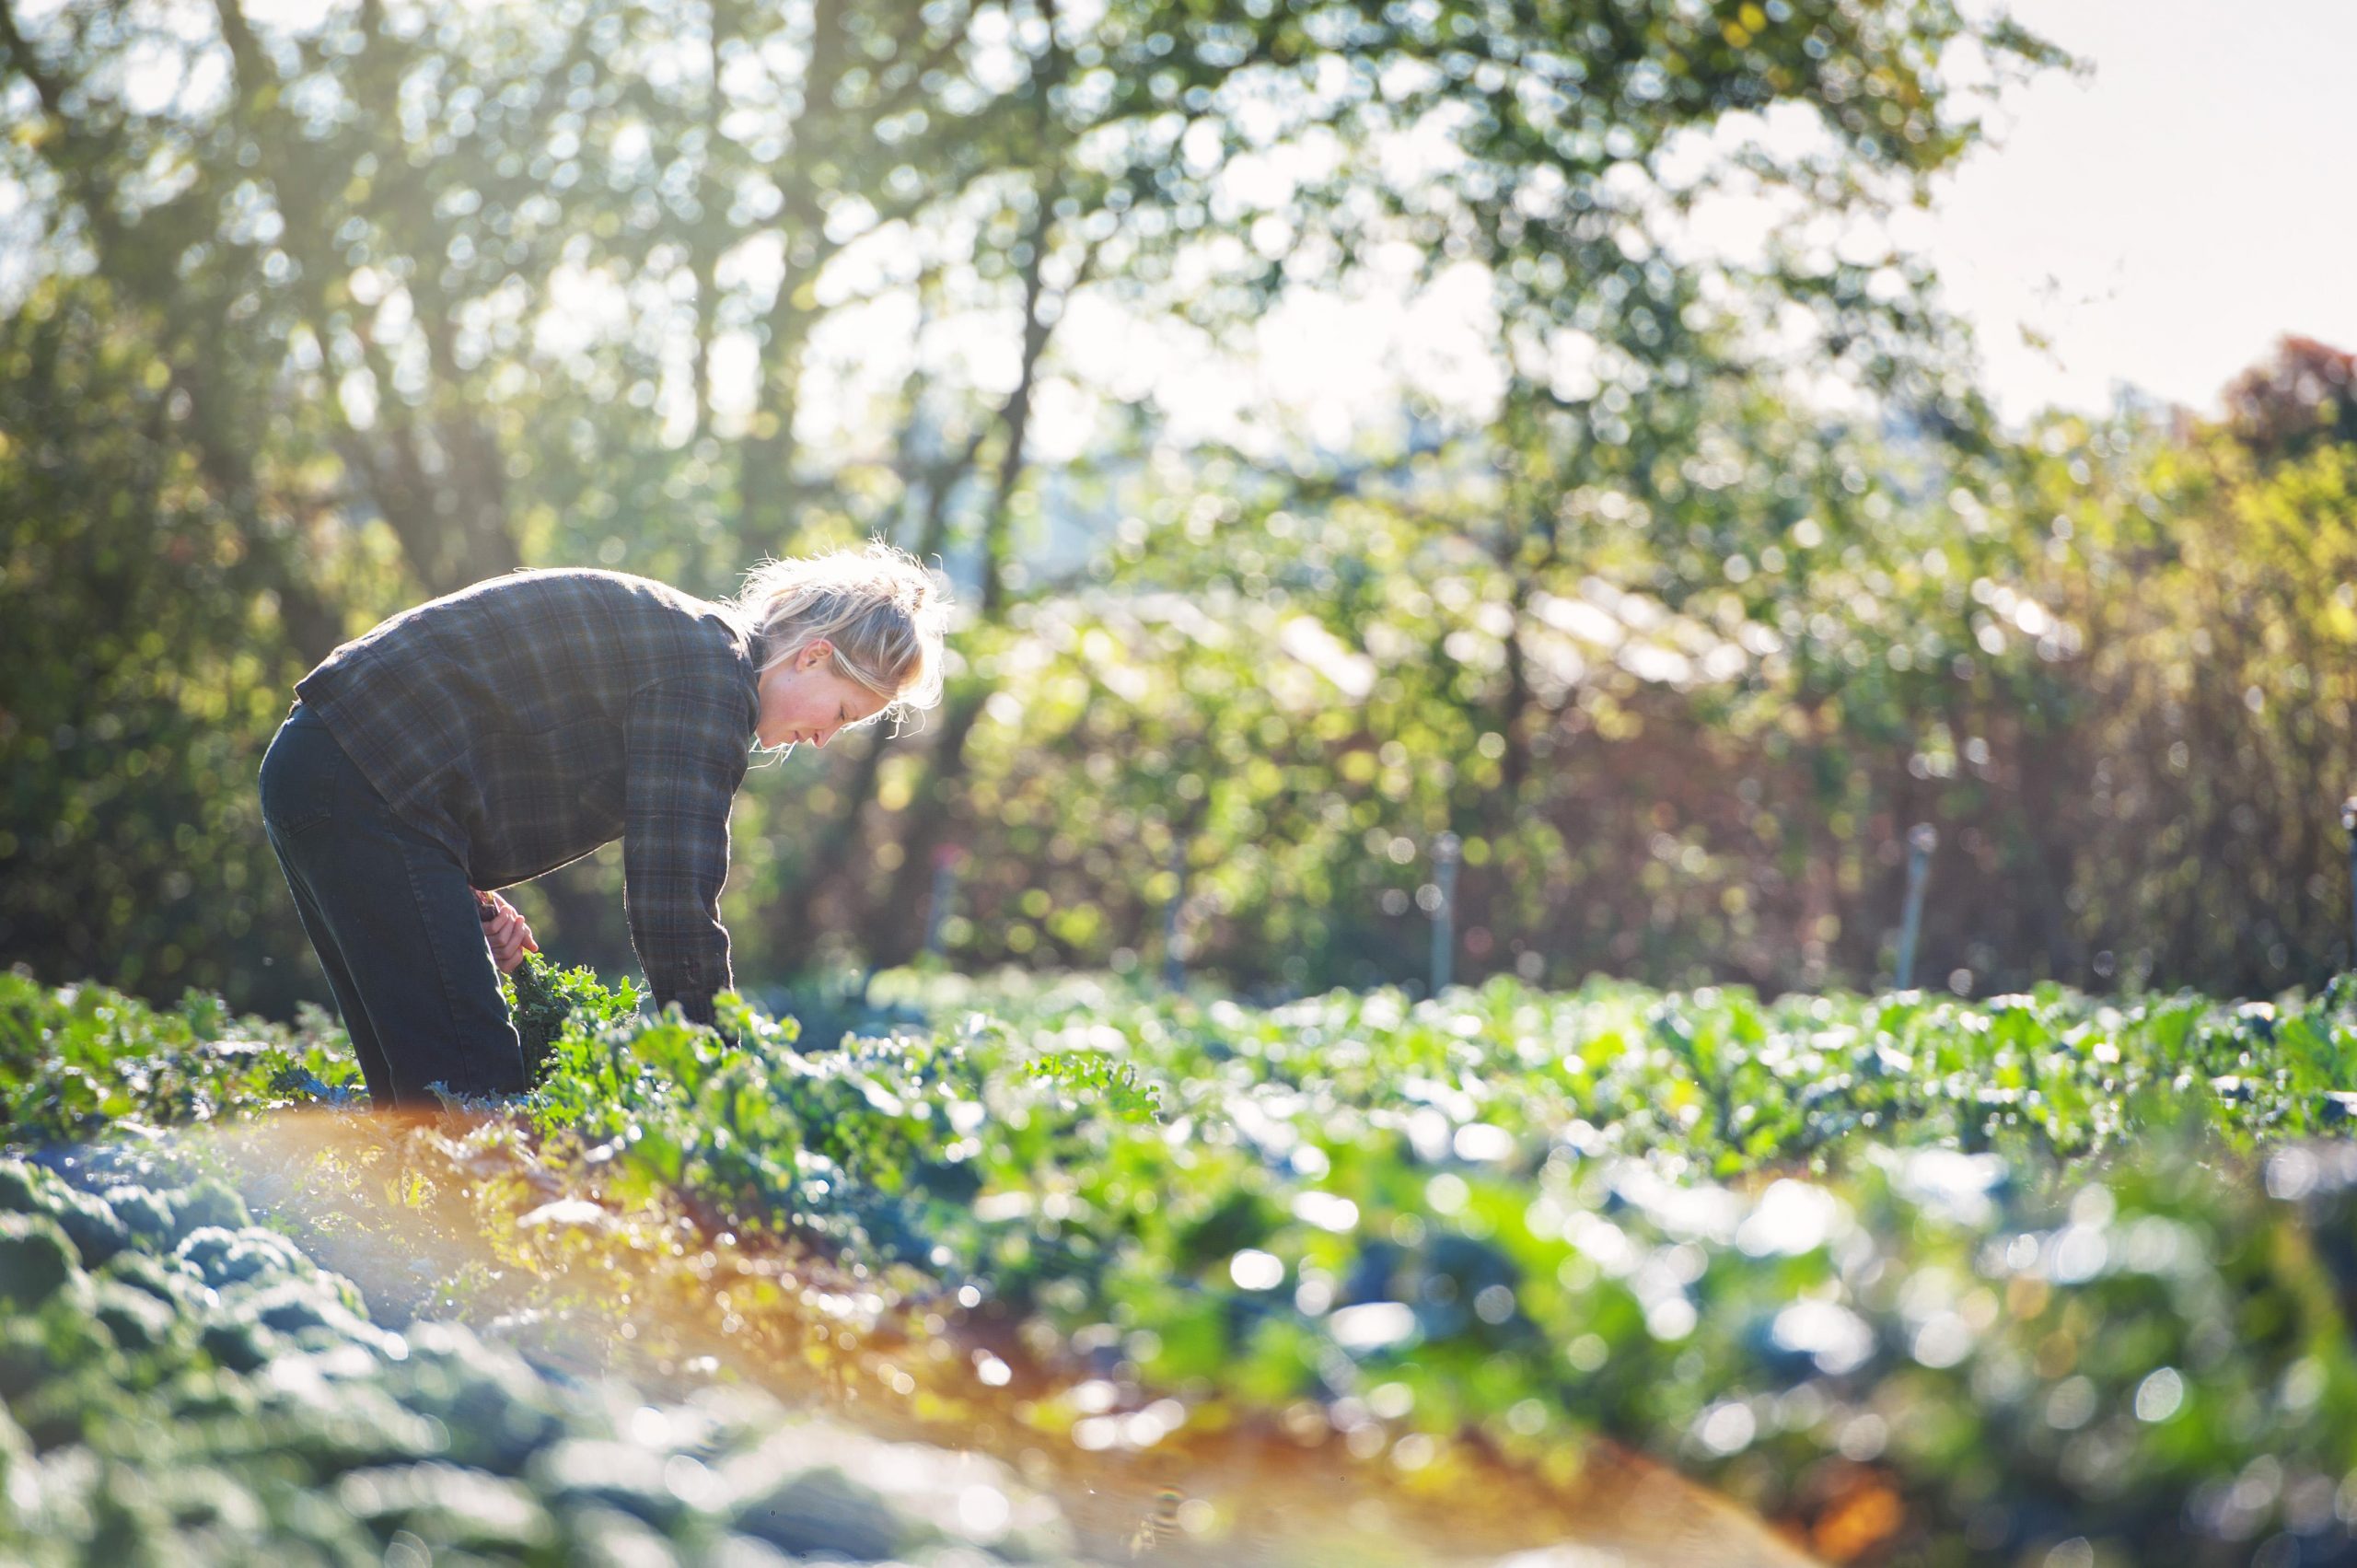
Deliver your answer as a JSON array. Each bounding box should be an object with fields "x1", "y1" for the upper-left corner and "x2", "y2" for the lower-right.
[
  {"x1": 503, "y1": 954, "x2": 642, "y2": 1086},
  {"x1": 0, "y1": 1151, "x2": 1075, "y2": 1566},
  {"x1": 0, "y1": 968, "x2": 361, "y2": 1143},
  {"x1": 519, "y1": 971, "x2": 2357, "y2": 1562},
  {"x1": 15, "y1": 963, "x2": 2357, "y2": 1561}
]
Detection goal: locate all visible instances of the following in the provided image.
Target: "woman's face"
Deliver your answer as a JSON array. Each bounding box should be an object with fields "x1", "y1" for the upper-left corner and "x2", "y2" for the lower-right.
[{"x1": 755, "y1": 639, "x2": 891, "y2": 753}]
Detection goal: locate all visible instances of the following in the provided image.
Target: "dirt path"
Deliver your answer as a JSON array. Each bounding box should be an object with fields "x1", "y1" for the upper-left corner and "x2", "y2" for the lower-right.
[{"x1": 189, "y1": 1109, "x2": 1824, "y2": 1568}]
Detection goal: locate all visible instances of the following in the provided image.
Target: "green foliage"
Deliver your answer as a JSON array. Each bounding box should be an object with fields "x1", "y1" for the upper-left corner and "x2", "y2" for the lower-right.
[
  {"x1": 6, "y1": 0, "x2": 2334, "y2": 1019},
  {"x1": 0, "y1": 0, "x2": 2081, "y2": 1015},
  {"x1": 493, "y1": 965, "x2": 2357, "y2": 1559},
  {"x1": 0, "y1": 277, "x2": 327, "y2": 1013},
  {"x1": 29, "y1": 960, "x2": 2357, "y2": 1554},
  {"x1": 500, "y1": 953, "x2": 642, "y2": 1086},
  {"x1": 0, "y1": 1214, "x2": 77, "y2": 1310},
  {"x1": 0, "y1": 1152, "x2": 1062, "y2": 1566},
  {"x1": 1024, "y1": 1050, "x2": 1165, "y2": 1126},
  {"x1": 1987, "y1": 378, "x2": 2357, "y2": 991},
  {"x1": 0, "y1": 968, "x2": 359, "y2": 1144},
  {"x1": 912, "y1": 348, "x2": 2357, "y2": 1004}
]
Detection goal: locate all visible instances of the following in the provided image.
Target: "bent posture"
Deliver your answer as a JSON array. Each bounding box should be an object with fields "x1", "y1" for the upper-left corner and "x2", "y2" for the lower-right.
[{"x1": 256, "y1": 544, "x2": 948, "y2": 1107}]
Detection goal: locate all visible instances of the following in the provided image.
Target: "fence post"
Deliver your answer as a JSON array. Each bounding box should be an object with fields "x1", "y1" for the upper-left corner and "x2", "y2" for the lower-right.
[
  {"x1": 2342, "y1": 798, "x2": 2357, "y2": 969},
  {"x1": 922, "y1": 844, "x2": 964, "y2": 958},
  {"x1": 1163, "y1": 840, "x2": 1188, "y2": 993},
  {"x1": 1430, "y1": 831, "x2": 1461, "y2": 994},
  {"x1": 1895, "y1": 823, "x2": 1936, "y2": 992}
]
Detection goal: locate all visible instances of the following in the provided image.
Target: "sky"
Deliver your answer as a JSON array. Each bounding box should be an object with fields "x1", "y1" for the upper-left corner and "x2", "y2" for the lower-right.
[{"x1": 1918, "y1": 0, "x2": 2357, "y2": 424}]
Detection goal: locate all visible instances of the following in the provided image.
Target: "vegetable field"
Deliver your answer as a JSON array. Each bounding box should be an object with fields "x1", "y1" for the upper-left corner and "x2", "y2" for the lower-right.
[{"x1": 10, "y1": 961, "x2": 2357, "y2": 1565}]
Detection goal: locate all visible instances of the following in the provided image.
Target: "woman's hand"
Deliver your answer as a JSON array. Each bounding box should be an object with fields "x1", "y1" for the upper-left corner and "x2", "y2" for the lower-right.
[{"x1": 474, "y1": 889, "x2": 540, "y2": 974}]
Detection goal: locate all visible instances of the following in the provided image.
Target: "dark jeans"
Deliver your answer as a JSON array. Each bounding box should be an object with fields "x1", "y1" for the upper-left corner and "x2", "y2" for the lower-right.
[{"x1": 258, "y1": 703, "x2": 527, "y2": 1107}]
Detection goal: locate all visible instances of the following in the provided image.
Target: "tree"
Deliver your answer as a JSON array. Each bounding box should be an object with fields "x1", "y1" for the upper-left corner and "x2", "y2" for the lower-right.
[
  {"x1": 2225, "y1": 335, "x2": 2357, "y2": 461},
  {"x1": 0, "y1": 0, "x2": 2068, "y2": 1005}
]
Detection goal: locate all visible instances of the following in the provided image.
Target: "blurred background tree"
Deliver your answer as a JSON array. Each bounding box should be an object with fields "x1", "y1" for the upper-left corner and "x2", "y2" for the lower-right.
[{"x1": 5, "y1": 0, "x2": 2348, "y2": 1013}]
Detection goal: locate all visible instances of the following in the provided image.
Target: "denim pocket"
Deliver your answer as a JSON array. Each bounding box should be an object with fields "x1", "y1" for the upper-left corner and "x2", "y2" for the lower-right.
[{"x1": 259, "y1": 713, "x2": 338, "y2": 837}]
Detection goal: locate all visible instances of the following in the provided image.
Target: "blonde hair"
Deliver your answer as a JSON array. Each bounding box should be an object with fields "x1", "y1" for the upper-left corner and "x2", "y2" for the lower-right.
[{"x1": 726, "y1": 541, "x2": 951, "y2": 728}]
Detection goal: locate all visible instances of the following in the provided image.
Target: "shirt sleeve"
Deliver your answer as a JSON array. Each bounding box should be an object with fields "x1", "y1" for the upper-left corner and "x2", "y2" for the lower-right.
[{"x1": 621, "y1": 675, "x2": 752, "y2": 1033}]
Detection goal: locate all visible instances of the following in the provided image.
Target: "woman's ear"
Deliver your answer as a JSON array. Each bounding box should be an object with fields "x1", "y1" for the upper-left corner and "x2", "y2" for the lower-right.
[{"x1": 797, "y1": 637, "x2": 835, "y2": 670}]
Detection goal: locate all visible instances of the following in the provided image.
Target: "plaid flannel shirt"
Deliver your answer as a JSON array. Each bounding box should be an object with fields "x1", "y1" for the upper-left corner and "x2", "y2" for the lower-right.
[{"x1": 293, "y1": 568, "x2": 767, "y2": 1032}]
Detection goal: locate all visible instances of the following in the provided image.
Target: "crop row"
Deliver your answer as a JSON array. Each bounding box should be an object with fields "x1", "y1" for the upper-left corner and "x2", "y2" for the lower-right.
[
  {"x1": 11, "y1": 963, "x2": 2357, "y2": 1563},
  {"x1": 518, "y1": 970, "x2": 2357, "y2": 1563},
  {"x1": 0, "y1": 1144, "x2": 1096, "y2": 1566}
]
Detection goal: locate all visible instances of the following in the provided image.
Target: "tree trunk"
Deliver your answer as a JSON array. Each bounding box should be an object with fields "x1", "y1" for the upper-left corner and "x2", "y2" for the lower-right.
[{"x1": 857, "y1": 688, "x2": 988, "y2": 965}]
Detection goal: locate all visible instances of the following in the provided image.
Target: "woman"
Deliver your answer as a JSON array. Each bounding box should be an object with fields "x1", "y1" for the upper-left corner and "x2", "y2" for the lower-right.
[{"x1": 257, "y1": 543, "x2": 948, "y2": 1108}]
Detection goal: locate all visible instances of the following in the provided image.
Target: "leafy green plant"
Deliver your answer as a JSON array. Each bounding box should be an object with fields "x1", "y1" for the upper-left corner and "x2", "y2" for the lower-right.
[
  {"x1": 0, "y1": 1153, "x2": 1064, "y2": 1565},
  {"x1": 0, "y1": 970, "x2": 358, "y2": 1144},
  {"x1": 17, "y1": 962, "x2": 2357, "y2": 1559},
  {"x1": 500, "y1": 953, "x2": 643, "y2": 1086},
  {"x1": 1022, "y1": 1051, "x2": 1164, "y2": 1125}
]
